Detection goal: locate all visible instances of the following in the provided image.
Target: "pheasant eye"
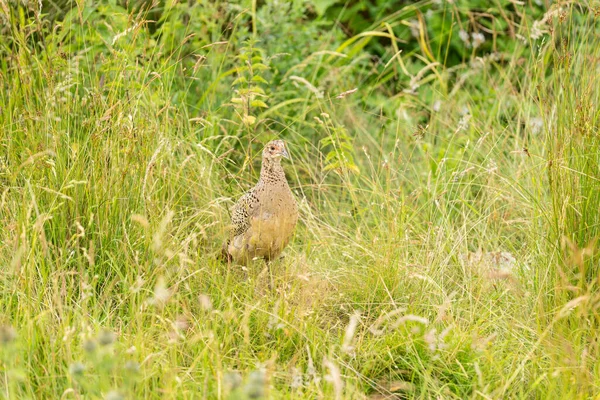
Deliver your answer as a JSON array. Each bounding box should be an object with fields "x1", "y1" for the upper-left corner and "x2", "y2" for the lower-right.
[{"x1": 270, "y1": 146, "x2": 275, "y2": 151}]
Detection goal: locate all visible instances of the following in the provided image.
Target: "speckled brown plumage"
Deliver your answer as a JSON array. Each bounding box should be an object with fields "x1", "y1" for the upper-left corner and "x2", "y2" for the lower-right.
[{"x1": 223, "y1": 140, "x2": 298, "y2": 265}]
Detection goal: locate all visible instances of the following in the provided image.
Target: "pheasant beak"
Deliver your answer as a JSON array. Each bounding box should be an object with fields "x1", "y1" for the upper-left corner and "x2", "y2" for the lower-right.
[{"x1": 280, "y1": 147, "x2": 290, "y2": 159}]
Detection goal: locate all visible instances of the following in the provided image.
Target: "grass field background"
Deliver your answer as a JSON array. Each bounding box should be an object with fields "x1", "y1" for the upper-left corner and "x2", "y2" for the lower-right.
[{"x1": 1, "y1": 0, "x2": 599, "y2": 398}]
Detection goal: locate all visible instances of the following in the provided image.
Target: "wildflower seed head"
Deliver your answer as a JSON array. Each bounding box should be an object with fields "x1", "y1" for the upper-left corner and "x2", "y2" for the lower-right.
[
  {"x1": 457, "y1": 114, "x2": 472, "y2": 131},
  {"x1": 0, "y1": 325, "x2": 17, "y2": 345},
  {"x1": 290, "y1": 367, "x2": 304, "y2": 389},
  {"x1": 471, "y1": 32, "x2": 485, "y2": 48},
  {"x1": 69, "y1": 362, "x2": 86, "y2": 376},
  {"x1": 124, "y1": 360, "x2": 140, "y2": 373},
  {"x1": 408, "y1": 20, "x2": 420, "y2": 38},
  {"x1": 175, "y1": 315, "x2": 189, "y2": 331},
  {"x1": 83, "y1": 339, "x2": 97, "y2": 353},
  {"x1": 529, "y1": 117, "x2": 544, "y2": 134},
  {"x1": 150, "y1": 277, "x2": 172, "y2": 307},
  {"x1": 104, "y1": 390, "x2": 124, "y2": 400},
  {"x1": 98, "y1": 329, "x2": 116, "y2": 346},
  {"x1": 223, "y1": 371, "x2": 243, "y2": 391},
  {"x1": 245, "y1": 370, "x2": 266, "y2": 399},
  {"x1": 198, "y1": 294, "x2": 213, "y2": 311},
  {"x1": 459, "y1": 30, "x2": 471, "y2": 47}
]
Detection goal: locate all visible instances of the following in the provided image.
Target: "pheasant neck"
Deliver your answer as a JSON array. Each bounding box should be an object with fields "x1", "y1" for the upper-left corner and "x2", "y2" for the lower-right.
[{"x1": 260, "y1": 158, "x2": 287, "y2": 185}]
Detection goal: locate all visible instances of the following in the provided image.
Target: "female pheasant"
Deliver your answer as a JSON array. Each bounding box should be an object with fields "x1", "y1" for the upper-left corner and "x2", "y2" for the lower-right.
[{"x1": 223, "y1": 140, "x2": 298, "y2": 265}]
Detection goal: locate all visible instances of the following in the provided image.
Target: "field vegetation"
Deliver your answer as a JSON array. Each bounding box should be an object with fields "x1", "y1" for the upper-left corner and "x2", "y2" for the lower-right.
[{"x1": 1, "y1": 0, "x2": 599, "y2": 398}]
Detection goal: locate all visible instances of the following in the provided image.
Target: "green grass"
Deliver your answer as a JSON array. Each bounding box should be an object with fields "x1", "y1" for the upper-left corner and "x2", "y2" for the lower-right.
[{"x1": 1, "y1": 1, "x2": 599, "y2": 399}]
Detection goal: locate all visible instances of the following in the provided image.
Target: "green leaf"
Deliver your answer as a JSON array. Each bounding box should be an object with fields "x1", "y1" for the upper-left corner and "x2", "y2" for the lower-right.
[
  {"x1": 238, "y1": 87, "x2": 266, "y2": 96},
  {"x1": 251, "y1": 75, "x2": 268, "y2": 84},
  {"x1": 242, "y1": 115, "x2": 256, "y2": 125},
  {"x1": 252, "y1": 63, "x2": 270, "y2": 71},
  {"x1": 232, "y1": 76, "x2": 248, "y2": 86},
  {"x1": 250, "y1": 100, "x2": 269, "y2": 108},
  {"x1": 310, "y1": 0, "x2": 339, "y2": 16},
  {"x1": 238, "y1": 88, "x2": 265, "y2": 97}
]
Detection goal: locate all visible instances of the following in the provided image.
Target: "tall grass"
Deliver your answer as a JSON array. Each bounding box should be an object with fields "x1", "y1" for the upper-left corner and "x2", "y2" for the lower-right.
[{"x1": 1, "y1": 1, "x2": 599, "y2": 399}]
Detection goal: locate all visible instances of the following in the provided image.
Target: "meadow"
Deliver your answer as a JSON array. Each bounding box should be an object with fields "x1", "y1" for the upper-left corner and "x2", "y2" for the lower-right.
[{"x1": 1, "y1": 0, "x2": 599, "y2": 398}]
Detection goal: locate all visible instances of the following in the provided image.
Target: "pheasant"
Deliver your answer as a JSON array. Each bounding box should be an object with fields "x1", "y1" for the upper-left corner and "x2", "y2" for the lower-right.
[{"x1": 223, "y1": 140, "x2": 298, "y2": 265}]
